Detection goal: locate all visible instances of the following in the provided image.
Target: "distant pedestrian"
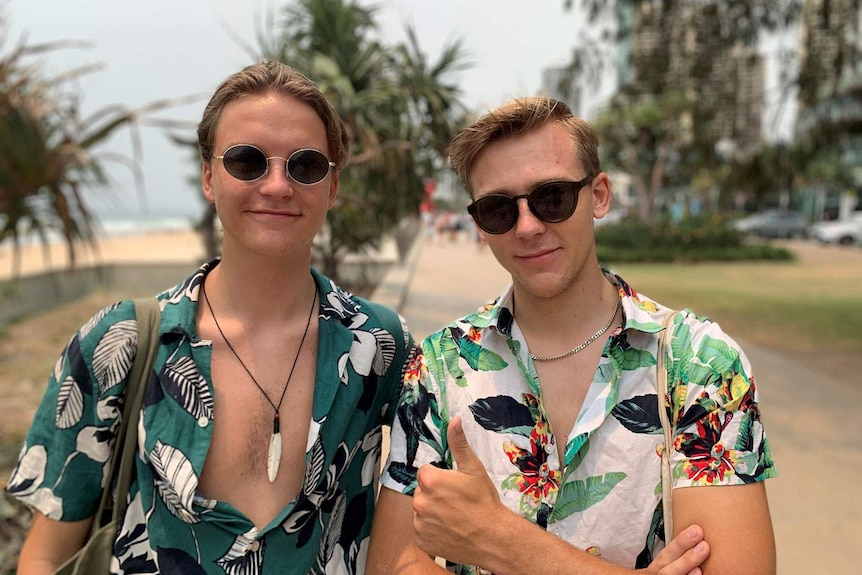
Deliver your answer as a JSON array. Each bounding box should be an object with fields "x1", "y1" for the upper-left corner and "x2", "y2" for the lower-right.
[{"x1": 421, "y1": 207, "x2": 436, "y2": 239}]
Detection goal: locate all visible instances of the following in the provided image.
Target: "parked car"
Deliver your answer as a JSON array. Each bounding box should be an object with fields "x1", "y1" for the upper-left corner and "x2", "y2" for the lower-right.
[
  {"x1": 730, "y1": 209, "x2": 809, "y2": 239},
  {"x1": 810, "y1": 212, "x2": 862, "y2": 245}
]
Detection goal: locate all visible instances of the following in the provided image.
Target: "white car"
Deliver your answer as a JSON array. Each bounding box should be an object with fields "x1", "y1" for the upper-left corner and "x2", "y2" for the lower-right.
[{"x1": 810, "y1": 212, "x2": 862, "y2": 245}]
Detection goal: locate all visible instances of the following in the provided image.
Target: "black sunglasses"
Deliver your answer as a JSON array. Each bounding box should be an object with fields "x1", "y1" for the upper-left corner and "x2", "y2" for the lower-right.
[
  {"x1": 214, "y1": 144, "x2": 335, "y2": 185},
  {"x1": 467, "y1": 176, "x2": 594, "y2": 234}
]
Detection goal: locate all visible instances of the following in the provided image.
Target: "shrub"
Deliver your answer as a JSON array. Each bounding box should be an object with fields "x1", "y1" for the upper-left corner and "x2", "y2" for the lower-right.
[{"x1": 595, "y1": 213, "x2": 793, "y2": 263}]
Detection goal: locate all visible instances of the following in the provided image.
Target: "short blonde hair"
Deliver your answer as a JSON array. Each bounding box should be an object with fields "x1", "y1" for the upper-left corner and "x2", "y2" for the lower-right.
[
  {"x1": 448, "y1": 97, "x2": 600, "y2": 196},
  {"x1": 197, "y1": 61, "x2": 349, "y2": 170}
]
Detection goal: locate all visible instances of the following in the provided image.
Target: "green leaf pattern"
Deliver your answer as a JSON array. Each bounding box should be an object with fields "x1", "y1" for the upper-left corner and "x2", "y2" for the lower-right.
[
  {"x1": 383, "y1": 277, "x2": 777, "y2": 571},
  {"x1": 551, "y1": 472, "x2": 627, "y2": 521}
]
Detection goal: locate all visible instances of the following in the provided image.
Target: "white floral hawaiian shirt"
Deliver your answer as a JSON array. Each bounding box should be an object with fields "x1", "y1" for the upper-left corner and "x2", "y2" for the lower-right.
[{"x1": 382, "y1": 272, "x2": 776, "y2": 572}]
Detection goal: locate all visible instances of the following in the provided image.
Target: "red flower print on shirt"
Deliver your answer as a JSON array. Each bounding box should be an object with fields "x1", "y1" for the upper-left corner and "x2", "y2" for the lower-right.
[
  {"x1": 503, "y1": 422, "x2": 561, "y2": 502},
  {"x1": 674, "y1": 411, "x2": 737, "y2": 484}
]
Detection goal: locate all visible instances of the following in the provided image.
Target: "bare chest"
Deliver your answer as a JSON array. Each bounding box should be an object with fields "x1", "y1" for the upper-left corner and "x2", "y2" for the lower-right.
[
  {"x1": 197, "y1": 339, "x2": 317, "y2": 529},
  {"x1": 533, "y1": 346, "x2": 604, "y2": 463}
]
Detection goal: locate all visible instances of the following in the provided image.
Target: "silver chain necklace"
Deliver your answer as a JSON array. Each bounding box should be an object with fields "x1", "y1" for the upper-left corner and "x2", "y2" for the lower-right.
[
  {"x1": 529, "y1": 296, "x2": 621, "y2": 362},
  {"x1": 201, "y1": 279, "x2": 317, "y2": 483}
]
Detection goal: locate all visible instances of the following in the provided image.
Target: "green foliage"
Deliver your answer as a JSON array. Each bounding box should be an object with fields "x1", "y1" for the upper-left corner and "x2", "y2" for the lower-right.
[
  {"x1": 567, "y1": 0, "x2": 859, "y2": 222},
  {"x1": 595, "y1": 91, "x2": 702, "y2": 220},
  {"x1": 792, "y1": 137, "x2": 858, "y2": 189},
  {"x1": 715, "y1": 138, "x2": 856, "y2": 213},
  {"x1": 565, "y1": 1, "x2": 805, "y2": 221},
  {"x1": 258, "y1": 0, "x2": 469, "y2": 281},
  {"x1": 801, "y1": 149, "x2": 855, "y2": 185},
  {"x1": 567, "y1": 1, "x2": 801, "y2": 86},
  {"x1": 595, "y1": 92, "x2": 696, "y2": 169},
  {"x1": 0, "y1": 9, "x2": 177, "y2": 278},
  {"x1": 598, "y1": 213, "x2": 742, "y2": 250},
  {"x1": 595, "y1": 213, "x2": 794, "y2": 263}
]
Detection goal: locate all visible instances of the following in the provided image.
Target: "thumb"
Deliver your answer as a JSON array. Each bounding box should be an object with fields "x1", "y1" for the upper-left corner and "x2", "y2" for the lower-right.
[{"x1": 447, "y1": 416, "x2": 484, "y2": 475}]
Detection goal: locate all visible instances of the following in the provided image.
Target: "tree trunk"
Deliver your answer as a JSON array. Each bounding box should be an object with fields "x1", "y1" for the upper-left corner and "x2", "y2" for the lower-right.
[
  {"x1": 644, "y1": 144, "x2": 670, "y2": 222},
  {"x1": 632, "y1": 176, "x2": 651, "y2": 221}
]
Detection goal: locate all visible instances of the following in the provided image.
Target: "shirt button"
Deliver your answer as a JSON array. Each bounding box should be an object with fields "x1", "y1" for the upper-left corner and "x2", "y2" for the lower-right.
[
  {"x1": 197, "y1": 416, "x2": 209, "y2": 427},
  {"x1": 249, "y1": 540, "x2": 261, "y2": 552}
]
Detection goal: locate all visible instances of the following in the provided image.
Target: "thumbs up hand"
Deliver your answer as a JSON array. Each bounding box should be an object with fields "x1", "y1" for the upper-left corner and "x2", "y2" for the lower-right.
[
  {"x1": 447, "y1": 414, "x2": 488, "y2": 476},
  {"x1": 410, "y1": 417, "x2": 711, "y2": 575},
  {"x1": 412, "y1": 416, "x2": 511, "y2": 566}
]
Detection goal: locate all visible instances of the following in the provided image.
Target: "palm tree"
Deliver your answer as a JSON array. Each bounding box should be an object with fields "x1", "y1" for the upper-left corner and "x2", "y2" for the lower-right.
[
  {"x1": 0, "y1": 11, "x2": 180, "y2": 278},
  {"x1": 395, "y1": 25, "x2": 472, "y2": 167},
  {"x1": 256, "y1": 0, "x2": 470, "y2": 282}
]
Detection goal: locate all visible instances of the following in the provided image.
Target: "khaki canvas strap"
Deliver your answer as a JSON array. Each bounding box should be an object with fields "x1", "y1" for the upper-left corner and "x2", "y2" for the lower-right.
[
  {"x1": 657, "y1": 310, "x2": 679, "y2": 543},
  {"x1": 91, "y1": 297, "x2": 161, "y2": 532}
]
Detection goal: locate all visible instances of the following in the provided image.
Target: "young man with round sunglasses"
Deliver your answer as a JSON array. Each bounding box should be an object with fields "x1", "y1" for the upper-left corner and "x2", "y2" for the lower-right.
[
  {"x1": 369, "y1": 97, "x2": 776, "y2": 574},
  {"x1": 9, "y1": 61, "x2": 415, "y2": 574}
]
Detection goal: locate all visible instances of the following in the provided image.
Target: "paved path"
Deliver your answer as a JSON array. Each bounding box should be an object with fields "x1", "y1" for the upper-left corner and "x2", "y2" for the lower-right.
[{"x1": 396, "y1": 235, "x2": 860, "y2": 575}]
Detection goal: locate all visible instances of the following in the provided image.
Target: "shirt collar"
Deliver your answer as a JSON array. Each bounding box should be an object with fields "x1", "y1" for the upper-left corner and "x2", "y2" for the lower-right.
[
  {"x1": 156, "y1": 260, "x2": 364, "y2": 341},
  {"x1": 475, "y1": 270, "x2": 672, "y2": 342}
]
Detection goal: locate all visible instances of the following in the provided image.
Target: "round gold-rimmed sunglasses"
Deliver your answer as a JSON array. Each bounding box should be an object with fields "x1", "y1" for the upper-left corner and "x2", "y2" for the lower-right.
[
  {"x1": 214, "y1": 144, "x2": 335, "y2": 185},
  {"x1": 467, "y1": 176, "x2": 594, "y2": 234}
]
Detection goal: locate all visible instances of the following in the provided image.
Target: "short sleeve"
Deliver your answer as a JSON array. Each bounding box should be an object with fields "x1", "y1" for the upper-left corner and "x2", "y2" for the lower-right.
[
  {"x1": 4, "y1": 300, "x2": 138, "y2": 521},
  {"x1": 360, "y1": 299, "x2": 416, "y2": 429},
  {"x1": 667, "y1": 313, "x2": 777, "y2": 488},
  {"x1": 381, "y1": 344, "x2": 448, "y2": 495},
  {"x1": 380, "y1": 313, "x2": 416, "y2": 427}
]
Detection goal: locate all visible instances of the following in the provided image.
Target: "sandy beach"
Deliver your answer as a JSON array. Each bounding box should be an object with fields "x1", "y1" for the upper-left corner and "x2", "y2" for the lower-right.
[{"x1": 0, "y1": 229, "x2": 207, "y2": 281}]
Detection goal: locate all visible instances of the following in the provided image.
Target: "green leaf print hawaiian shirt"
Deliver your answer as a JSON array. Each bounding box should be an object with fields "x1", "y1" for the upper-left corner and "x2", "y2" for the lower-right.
[
  {"x1": 6, "y1": 260, "x2": 414, "y2": 574},
  {"x1": 381, "y1": 272, "x2": 776, "y2": 572}
]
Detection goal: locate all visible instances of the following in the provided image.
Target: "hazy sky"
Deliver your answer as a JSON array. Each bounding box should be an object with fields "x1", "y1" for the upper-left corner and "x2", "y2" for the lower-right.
[{"x1": 6, "y1": 0, "x2": 589, "y2": 221}]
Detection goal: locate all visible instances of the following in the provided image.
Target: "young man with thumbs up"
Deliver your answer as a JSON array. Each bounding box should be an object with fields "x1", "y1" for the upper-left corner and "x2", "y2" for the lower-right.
[{"x1": 368, "y1": 98, "x2": 776, "y2": 575}]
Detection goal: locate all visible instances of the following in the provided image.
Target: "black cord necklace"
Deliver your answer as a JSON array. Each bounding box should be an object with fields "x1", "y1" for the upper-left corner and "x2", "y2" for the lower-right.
[{"x1": 201, "y1": 279, "x2": 318, "y2": 483}]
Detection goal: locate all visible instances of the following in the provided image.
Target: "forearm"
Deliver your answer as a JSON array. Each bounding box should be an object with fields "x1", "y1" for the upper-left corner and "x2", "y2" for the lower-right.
[
  {"x1": 368, "y1": 488, "x2": 451, "y2": 575},
  {"x1": 15, "y1": 558, "x2": 61, "y2": 575},
  {"x1": 17, "y1": 511, "x2": 91, "y2": 575},
  {"x1": 371, "y1": 548, "x2": 450, "y2": 575},
  {"x1": 471, "y1": 508, "x2": 633, "y2": 575}
]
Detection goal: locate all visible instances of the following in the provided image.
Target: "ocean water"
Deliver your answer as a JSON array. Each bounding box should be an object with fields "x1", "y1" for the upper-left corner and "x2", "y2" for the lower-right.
[
  {"x1": 13, "y1": 213, "x2": 199, "y2": 246},
  {"x1": 95, "y1": 214, "x2": 198, "y2": 237}
]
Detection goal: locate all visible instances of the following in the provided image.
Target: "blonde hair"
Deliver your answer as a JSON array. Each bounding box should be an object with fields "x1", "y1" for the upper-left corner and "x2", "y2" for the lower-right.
[
  {"x1": 197, "y1": 61, "x2": 349, "y2": 170},
  {"x1": 448, "y1": 97, "x2": 600, "y2": 195}
]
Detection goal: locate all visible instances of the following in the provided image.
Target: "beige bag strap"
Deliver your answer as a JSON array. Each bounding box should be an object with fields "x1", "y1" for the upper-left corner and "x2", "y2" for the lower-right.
[
  {"x1": 90, "y1": 297, "x2": 161, "y2": 533},
  {"x1": 657, "y1": 310, "x2": 678, "y2": 544}
]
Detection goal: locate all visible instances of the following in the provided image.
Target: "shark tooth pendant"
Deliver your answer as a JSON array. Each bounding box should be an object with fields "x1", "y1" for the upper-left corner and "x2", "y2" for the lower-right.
[{"x1": 267, "y1": 414, "x2": 282, "y2": 483}]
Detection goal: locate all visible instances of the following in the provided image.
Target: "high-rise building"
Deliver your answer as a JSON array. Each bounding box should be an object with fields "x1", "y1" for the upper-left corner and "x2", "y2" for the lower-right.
[
  {"x1": 540, "y1": 65, "x2": 582, "y2": 117},
  {"x1": 798, "y1": 0, "x2": 861, "y2": 109},
  {"x1": 626, "y1": 0, "x2": 766, "y2": 153},
  {"x1": 797, "y1": 0, "x2": 862, "y2": 218}
]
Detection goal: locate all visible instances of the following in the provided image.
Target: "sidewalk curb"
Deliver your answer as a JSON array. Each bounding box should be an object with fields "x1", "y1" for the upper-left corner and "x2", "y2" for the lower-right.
[{"x1": 369, "y1": 227, "x2": 426, "y2": 314}]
